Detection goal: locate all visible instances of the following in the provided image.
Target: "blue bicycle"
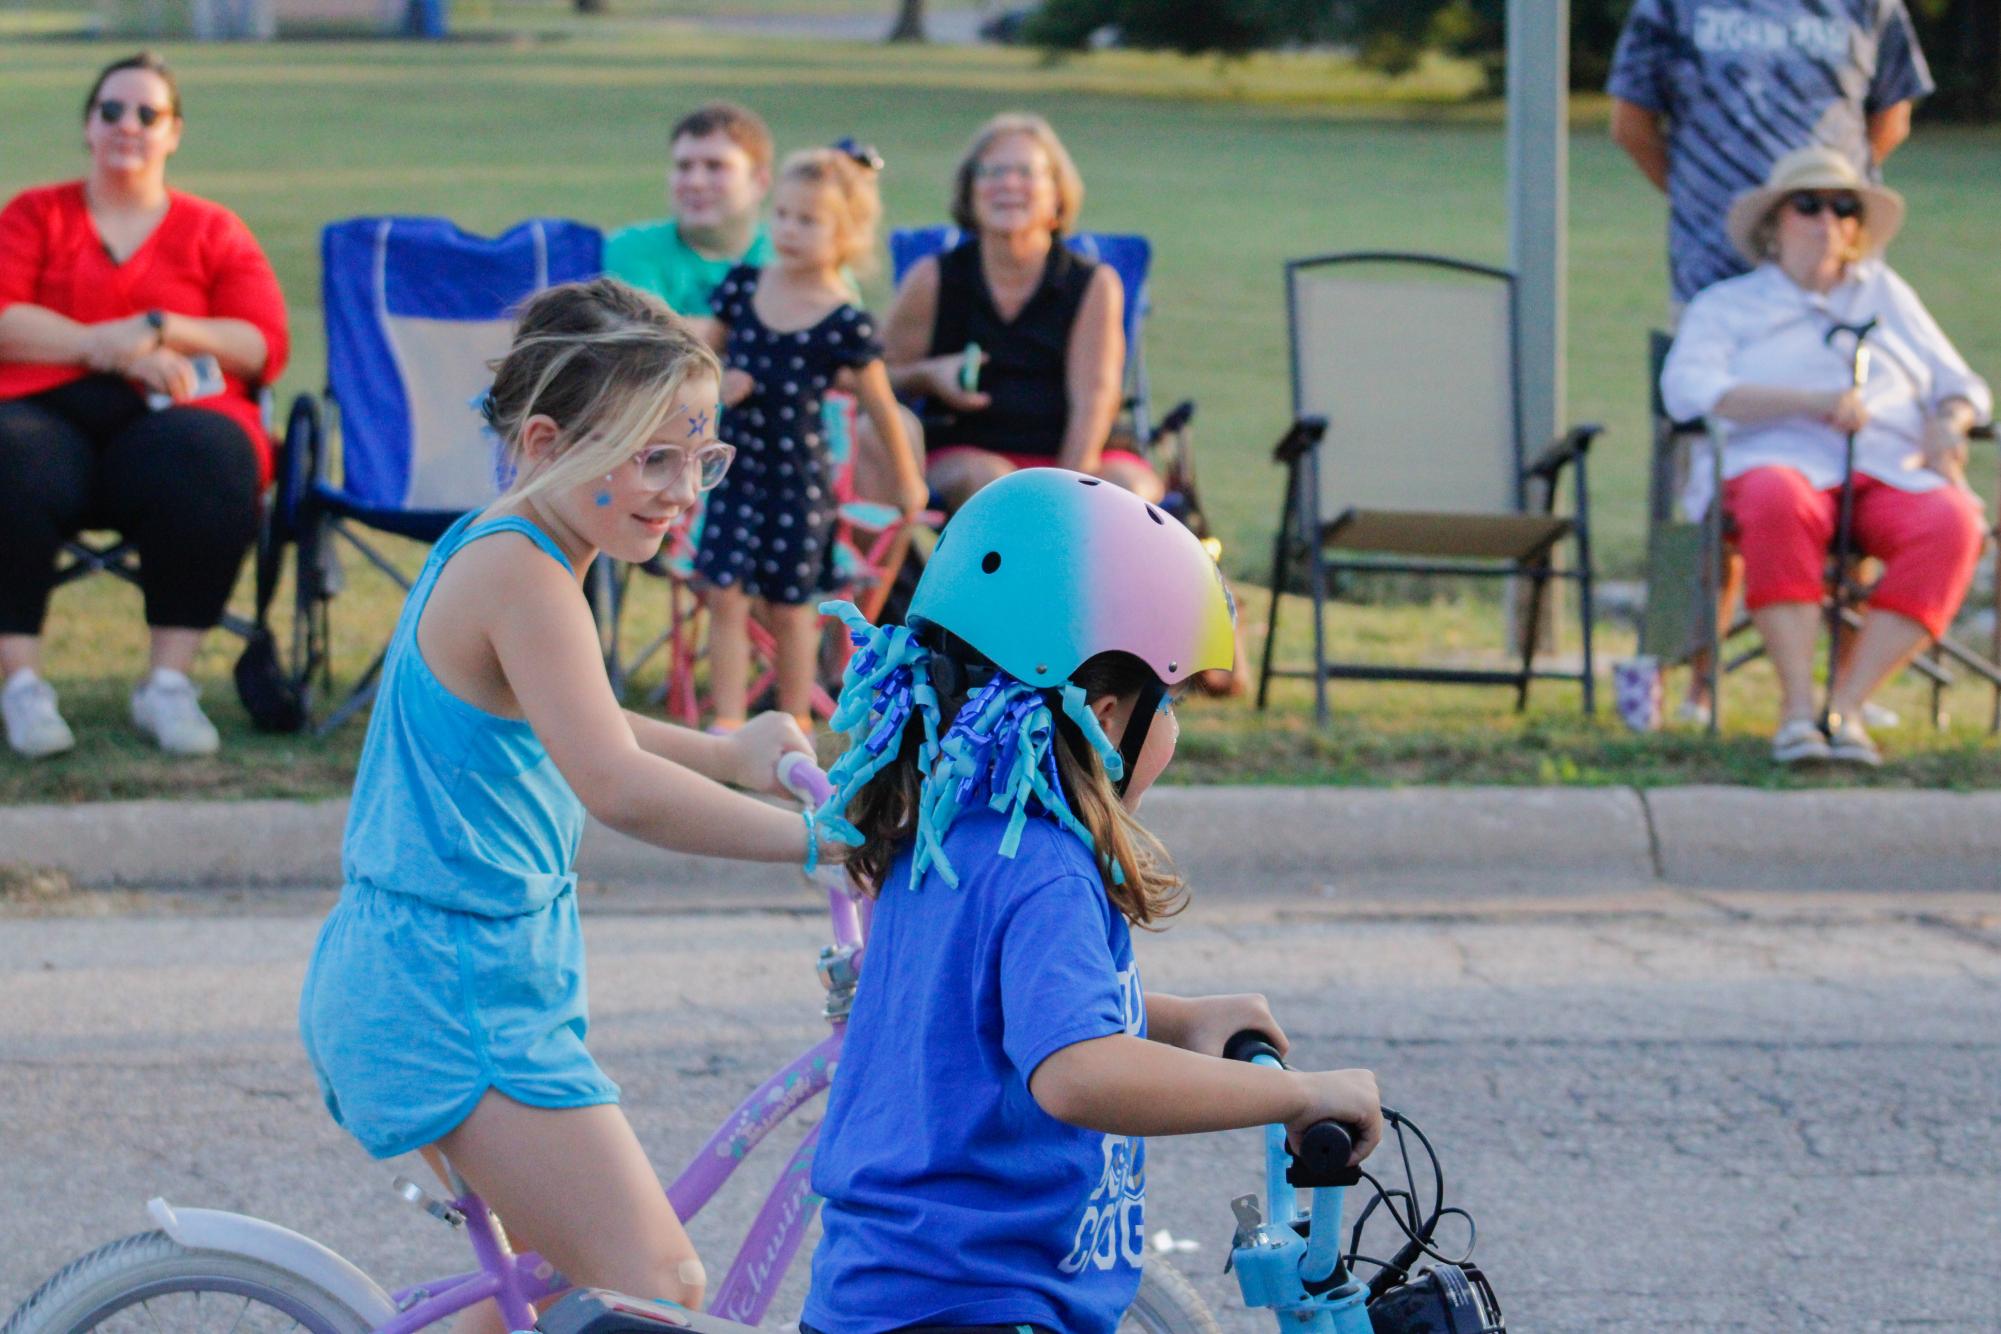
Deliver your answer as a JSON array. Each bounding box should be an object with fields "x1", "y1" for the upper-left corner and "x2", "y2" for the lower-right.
[
  {"x1": 1222, "y1": 1032, "x2": 1504, "y2": 1334},
  {"x1": 532, "y1": 1030, "x2": 1501, "y2": 1334}
]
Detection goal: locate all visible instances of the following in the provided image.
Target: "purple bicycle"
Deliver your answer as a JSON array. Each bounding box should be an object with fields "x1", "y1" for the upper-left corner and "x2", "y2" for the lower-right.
[{"x1": 1, "y1": 756, "x2": 1215, "y2": 1334}]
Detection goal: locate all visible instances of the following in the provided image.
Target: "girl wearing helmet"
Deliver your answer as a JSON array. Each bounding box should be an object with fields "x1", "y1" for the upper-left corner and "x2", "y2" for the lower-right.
[{"x1": 799, "y1": 468, "x2": 1381, "y2": 1334}]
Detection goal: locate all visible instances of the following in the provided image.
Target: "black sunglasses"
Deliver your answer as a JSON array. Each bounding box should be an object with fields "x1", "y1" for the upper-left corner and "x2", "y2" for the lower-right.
[
  {"x1": 94, "y1": 99, "x2": 168, "y2": 128},
  {"x1": 1786, "y1": 190, "x2": 1864, "y2": 221}
]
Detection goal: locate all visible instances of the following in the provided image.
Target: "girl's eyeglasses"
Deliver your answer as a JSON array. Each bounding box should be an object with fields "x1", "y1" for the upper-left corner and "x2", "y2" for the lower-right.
[
  {"x1": 1786, "y1": 191, "x2": 1863, "y2": 221},
  {"x1": 94, "y1": 100, "x2": 168, "y2": 129},
  {"x1": 633, "y1": 441, "x2": 734, "y2": 493}
]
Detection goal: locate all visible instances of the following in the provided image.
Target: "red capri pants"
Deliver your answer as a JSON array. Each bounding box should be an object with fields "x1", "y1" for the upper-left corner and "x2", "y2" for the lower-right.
[{"x1": 1723, "y1": 465, "x2": 1987, "y2": 639}]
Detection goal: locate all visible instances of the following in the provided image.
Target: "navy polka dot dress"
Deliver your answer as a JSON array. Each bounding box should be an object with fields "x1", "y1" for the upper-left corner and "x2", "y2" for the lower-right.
[{"x1": 696, "y1": 265, "x2": 884, "y2": 605}]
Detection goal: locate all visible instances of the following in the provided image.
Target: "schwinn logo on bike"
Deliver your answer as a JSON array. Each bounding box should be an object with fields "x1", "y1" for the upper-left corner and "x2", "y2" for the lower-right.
[
  {"x1": 718, "y1": 1056, "x2": 830, "y2": 1160},
  {"x1": 1058, "y1": 968, "x2": 1146, "y2": 1276}
]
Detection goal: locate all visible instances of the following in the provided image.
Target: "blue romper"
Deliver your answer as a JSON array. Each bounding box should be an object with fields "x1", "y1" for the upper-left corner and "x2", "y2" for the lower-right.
[{"x1": 299, "y1": 512, "x2": 613, "y2": 1159}]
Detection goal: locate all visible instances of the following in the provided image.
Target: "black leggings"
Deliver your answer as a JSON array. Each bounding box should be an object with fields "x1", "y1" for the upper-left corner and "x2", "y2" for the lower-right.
[{"x1": 0, "y1": 375, "x2": 260, "y2": 635}]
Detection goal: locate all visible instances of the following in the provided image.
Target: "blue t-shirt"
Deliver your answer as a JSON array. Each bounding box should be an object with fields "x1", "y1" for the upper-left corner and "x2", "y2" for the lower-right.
[
  {"x1": 1607, "y1": 0, "x2": 1932, "y2": 302},
  {"x1": 805, "y1": 811, "x2": 1147, "y2": 1334}
]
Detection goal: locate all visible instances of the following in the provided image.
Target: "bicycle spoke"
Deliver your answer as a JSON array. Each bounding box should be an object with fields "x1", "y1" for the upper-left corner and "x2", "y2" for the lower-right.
[{"x1": 225, "y1": 1293, "x2": 254, "y2": 1334}]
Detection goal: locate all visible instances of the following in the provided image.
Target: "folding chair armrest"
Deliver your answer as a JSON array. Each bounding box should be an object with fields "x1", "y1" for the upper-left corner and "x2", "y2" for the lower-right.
[
  {"x1": 1524, "y1": 422, "x2": 1603, "y2": 483},
  {"x1": 1150, "y1": 399, "x2": 1195, "y2": 443},
  {"x1": 1271, "y1": 415, "x2": 1327, "y2": 465}
]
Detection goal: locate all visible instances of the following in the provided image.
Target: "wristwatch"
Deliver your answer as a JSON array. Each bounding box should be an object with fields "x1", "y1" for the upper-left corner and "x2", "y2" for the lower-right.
[{"x1": 142, "y1": 309, "x2": 165, "y2": 346}]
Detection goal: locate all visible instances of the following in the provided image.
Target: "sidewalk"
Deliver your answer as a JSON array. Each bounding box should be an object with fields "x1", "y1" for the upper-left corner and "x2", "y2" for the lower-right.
[{"x1": 3, "y1": 785, "x2": 1996, "y2": 895}]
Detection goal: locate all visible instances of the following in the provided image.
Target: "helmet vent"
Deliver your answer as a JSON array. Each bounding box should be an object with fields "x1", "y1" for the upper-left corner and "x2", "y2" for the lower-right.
[
  {"x1": 1078, "y1": 477, "x2": 1102, "y2": 486},
  {"x1": 981, "y1": 551, "x2": 1002, "y2": 574},
  {"x1": 1145, "y1": 504, "x2": 1165, "y2": 525}
]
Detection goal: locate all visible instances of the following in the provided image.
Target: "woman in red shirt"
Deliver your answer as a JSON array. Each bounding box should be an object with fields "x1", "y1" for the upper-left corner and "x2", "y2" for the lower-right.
[{"x1": 0, "y1": 51, "x2": 288, "y2": 759}]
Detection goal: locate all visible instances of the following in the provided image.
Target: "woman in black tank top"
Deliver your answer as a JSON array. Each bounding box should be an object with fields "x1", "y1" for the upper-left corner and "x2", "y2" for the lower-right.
[
  {"x1": 923, "y1": 236, "x2": 1091, "y2": 462},
  {"x1": 876, "y1": 113, "x2": 1160, "y2": 511}
]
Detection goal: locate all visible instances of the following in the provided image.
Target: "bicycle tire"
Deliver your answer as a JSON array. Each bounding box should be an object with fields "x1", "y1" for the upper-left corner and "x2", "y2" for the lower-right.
[
  {"x1": 1120, "y1": 1260, "x2": 1223, "y2": 1334},
  {"x1": 1, "y1": 1230, "x2": 372, "y2": 1334}
]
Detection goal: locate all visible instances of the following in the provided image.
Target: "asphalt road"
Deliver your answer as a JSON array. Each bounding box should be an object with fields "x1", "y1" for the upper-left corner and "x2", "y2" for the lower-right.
[{"x1": 3, "y1": 878, "x2": 1997, "y2": 1332}]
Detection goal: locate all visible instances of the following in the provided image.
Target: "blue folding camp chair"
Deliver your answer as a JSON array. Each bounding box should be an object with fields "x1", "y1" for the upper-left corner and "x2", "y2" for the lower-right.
[
  {"x1": 887, "y1": 226, "x2": 1210, "y2": 540},
  {"x1": 240, "y1": 217, "x2": 602, "y2": 733}
]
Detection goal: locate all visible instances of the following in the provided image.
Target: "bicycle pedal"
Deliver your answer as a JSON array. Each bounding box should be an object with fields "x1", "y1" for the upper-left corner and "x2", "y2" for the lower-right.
[{"x1": 392, "y1": 1175, "x2": 465, "y2": 1228}]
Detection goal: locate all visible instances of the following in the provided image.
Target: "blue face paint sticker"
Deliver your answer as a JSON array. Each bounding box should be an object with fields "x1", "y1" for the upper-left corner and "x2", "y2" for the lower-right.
[{"x1": 595, "y1": 490, "x2": 612, "y2": 507}]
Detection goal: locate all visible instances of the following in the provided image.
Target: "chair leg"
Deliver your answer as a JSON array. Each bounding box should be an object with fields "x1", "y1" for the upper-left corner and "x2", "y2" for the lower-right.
[
  {"x1": 1515, "y1": 564, "x2": 1550, "y2": 713},
  {"x1": 1256, "y1": 468, "x2": 1296, "y2": 712},
  {"x1": 1308, "y1": 537, "x2": 1330, "y2": 728}
]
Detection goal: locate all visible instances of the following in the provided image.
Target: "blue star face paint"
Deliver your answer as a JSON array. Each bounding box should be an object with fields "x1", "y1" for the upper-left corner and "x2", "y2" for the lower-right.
[
  {"x1": 596, "y1": 474, "x2": 613, "y2": 507},
  {"x1": 686, "y1": 408, "x2": 711, "y2": 437}
]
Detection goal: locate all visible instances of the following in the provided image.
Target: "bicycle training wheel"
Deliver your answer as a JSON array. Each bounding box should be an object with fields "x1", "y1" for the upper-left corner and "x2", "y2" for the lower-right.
[
  {"x1": 0, "y1": 1230, "x2": 372, "y2": 1334},
  {"x1": 1120, "y1": 1261, "x2": 1223, "y2": 1334}
]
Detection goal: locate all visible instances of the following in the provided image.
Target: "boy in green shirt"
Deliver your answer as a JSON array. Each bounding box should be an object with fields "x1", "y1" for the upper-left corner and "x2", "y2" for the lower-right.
[{"x1": 607, "y1": 101, "x2": 774, "y2": 325}]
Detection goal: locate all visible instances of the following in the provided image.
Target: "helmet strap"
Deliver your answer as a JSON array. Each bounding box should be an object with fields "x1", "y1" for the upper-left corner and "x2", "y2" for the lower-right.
[{"x1": 1113, "y1": 677, "x2": 1167, "y2": 799}]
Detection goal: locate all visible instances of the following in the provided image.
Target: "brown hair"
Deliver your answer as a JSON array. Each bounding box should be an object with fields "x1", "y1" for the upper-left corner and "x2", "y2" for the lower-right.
[
  {"x1": 483, "y1": 277, "x2": 721, "y2": 504},
  {"x1": 841, "y1": 650, "x2": 1185, "y2": 928},
  {"x1": 670, "y1": 101, "x2": 774, "y2": 172},
  {"x1": 949, "y1": 112, "x2": 1086, "y2": 237},
  {"x1": 84, "y1": 51, "x2": 181, "y2": 122},
  {"x1": 777, "y1": 146, "x2": 883, "y2": 275}
]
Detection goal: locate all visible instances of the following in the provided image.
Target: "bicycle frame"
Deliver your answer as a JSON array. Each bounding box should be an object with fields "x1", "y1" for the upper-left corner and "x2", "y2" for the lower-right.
[
  {"x1": 373, "y1": 762, "x2": 861, "y2": 1332},
  {"x1": 1229, "y1": 1052, "x2": 1372, "y2": 1334}
]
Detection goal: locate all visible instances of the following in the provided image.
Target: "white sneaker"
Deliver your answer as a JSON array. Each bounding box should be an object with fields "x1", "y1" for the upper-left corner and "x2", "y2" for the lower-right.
[
  {"x1": 2, "y1": 671, "x2": 76, "y2": 758},
  {"x1": 1771, "y1": 717, "x2": 1831, "y2": 765},
  {"x1": 131, "y1": 670, "x2": 220, "y2": 756}
]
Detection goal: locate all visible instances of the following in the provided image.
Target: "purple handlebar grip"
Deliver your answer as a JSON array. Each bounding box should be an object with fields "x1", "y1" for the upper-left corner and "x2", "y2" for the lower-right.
[{"x1": 777, "y1": 751, "x2": 833, "y2": 807}]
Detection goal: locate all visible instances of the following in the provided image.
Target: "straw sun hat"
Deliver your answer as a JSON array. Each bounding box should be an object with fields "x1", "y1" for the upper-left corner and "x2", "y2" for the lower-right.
[{"x1": 1724, "y1": 145, "x2": 1906, "y2": 265}]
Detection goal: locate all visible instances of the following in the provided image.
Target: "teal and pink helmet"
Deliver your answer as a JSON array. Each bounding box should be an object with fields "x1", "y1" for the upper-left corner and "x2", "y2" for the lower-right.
[
  {"x1": 908, "y1": 467, "x2": 1236, "y2": 691},
  {"x1": 814, "y1": 467, "x2": 1235, "y2": 886}
]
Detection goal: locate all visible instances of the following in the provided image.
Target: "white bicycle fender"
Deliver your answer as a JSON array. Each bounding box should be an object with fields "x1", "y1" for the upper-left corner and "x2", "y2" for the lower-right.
[{"x1": 147, "y1": 1197, "x2": 400, "y2": 1327}]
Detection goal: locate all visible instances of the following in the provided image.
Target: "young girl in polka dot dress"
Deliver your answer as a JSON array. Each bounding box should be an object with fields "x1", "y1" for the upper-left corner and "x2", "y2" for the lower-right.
[{"x1": 698, "y1": 144, "x2": 927, "y2": 731}]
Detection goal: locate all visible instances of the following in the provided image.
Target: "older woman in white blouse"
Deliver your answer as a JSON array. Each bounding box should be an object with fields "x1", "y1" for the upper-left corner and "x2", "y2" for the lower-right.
[{"x1": 1663, "y1": 146, "x2": 1991, "y2": 765}]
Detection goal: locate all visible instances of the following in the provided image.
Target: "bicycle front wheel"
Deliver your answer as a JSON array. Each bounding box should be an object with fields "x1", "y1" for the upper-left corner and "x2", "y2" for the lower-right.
[
  {"x1": 1120, "y1": 1260, "x2": 1223, "y2": 1334},
  {"x1": 1, "y1": 1230, "x2": 373, "y2": 1334}
]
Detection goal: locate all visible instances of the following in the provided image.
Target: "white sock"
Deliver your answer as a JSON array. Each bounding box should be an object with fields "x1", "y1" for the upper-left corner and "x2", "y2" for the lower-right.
[
  {"x1": 145, "y1": 667, "x2": 192, "y2": 692},
  {"x1": 3, "y1": 667, "x2": 42, "y2": 696}
]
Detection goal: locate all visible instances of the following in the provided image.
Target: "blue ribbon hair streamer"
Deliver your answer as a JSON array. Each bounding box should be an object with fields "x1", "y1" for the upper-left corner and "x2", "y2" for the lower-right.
[{"x1": 814, "y1": 601, "x2": 1127, "y2": 888}]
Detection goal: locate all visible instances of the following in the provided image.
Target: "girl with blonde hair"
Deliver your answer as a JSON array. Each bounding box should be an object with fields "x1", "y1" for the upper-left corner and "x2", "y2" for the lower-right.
[
  {"x1": 300, "y1": 277, "x2": 832, "y2": 1331},
  {"x1": 699, "y1": 142, "x2": 928, "y2": 734}
]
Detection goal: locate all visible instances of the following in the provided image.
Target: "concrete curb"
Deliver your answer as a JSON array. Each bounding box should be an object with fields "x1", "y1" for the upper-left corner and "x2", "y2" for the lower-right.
[{"x1": 2, "y1": 785, "x2": 1995, "y2": 894}]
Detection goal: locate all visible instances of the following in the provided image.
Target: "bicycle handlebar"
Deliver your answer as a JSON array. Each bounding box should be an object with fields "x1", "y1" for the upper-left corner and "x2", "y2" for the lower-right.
[
  {"x1": 1223, "y1": 1029, "x2": 1359, "y2": 1185},
  {"x1": 777, "y1": 750, "x2": 833, "y2": 807}
]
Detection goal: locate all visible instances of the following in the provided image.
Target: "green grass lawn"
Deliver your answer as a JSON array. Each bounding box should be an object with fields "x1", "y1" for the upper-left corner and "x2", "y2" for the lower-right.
[{"x1": 2, "y1": 17, "x2": 1998, "y2": 799}]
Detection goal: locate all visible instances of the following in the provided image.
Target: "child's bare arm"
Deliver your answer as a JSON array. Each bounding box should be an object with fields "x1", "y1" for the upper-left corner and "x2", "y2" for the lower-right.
[
  {"x1": 849, "y1": 358, "x2": 927, "y2": 513},
  {"x1": 485, "y1": 548, "x2": 810, "y2": 863},
  {"x1": 1029, "y1": 1034, "x2": 1382, "y2": 1162},
  {"x1": 624, "y1": 710, "x2": 808, "y2": 796},
  {"x1": 1144, "y1": 992, "x2": 1287, "y2": 1058}
]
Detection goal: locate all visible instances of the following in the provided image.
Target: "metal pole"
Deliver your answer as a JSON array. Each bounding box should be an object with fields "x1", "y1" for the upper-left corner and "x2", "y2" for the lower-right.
[
  {"x1": 1507, "y1": 0, "x2": 1570, "y2": 658},
  {"x1": 1508, "y1": 0, "x2": 1569, "y2": 459}
]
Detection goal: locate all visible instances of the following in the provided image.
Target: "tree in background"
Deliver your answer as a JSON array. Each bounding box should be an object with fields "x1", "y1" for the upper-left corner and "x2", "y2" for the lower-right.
[
  {"x1": 1909, "y1": 0, "x2": 2001, "y2": 119},
  {"x1": 1023, "y1": 0, "x2": 1996, "y2": 121},
  {"x1": 1024, "y1": 0, "x2": 1333, "y2": 55}
]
